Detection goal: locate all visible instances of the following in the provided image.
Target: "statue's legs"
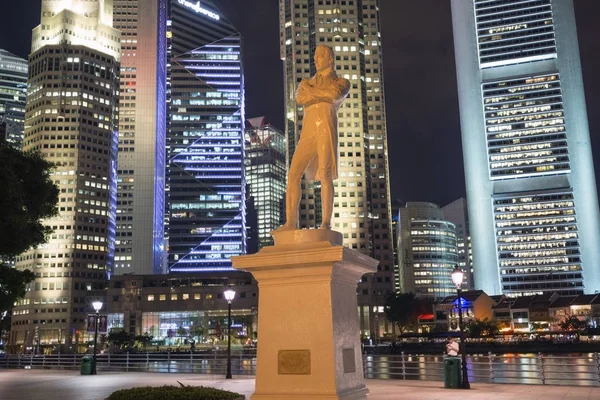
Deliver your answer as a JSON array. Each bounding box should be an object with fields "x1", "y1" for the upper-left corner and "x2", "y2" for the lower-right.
[
  {"x1": 273, "y1": 138, "x2": 316, "y2": 232},
  {"x1": 320, "y1": 173, "x2": 333, "y2": 230}
]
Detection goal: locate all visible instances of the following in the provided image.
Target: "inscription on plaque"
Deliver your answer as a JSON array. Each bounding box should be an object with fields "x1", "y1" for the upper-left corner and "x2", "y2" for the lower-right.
[
  {"x1": 342, "y1": 348, "x2": 356, "y2": 373},
  {"x1": 278, "y1": 350, "x2": 311, "y2": 375}
]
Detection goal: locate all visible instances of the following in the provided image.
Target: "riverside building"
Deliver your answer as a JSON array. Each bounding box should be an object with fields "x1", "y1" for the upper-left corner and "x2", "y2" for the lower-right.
[
  {"x1": 451, "y1": 0, "x2": 600, "y2": 296},
  {"x1": 10, "y1": 0, "x2": 120, "y2": 352},
  {"x1": 112, "y1": 0, "x2": 168, "y2": 275},
  {"x1": 166, "y1": 0, "x2": 246, "y2": 273},
  {"x1": 279, "y1": 0, "x2": 394, "y2": 338}
]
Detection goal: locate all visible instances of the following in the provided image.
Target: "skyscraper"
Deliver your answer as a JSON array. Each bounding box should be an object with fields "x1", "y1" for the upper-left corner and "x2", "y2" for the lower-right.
[
  {"x1": 244, "y1": 117, "x2": 286, "y2": 249},
  {"x1": 166, "y1": 0, "x2": 246, "y2": 273},
  {"x1": 112, "y1": 0, "x2": 168, "y2": 275},
  {"x1": 397, "y1": 202, "x2": 458, "y2": 299},
  {"x1": 279, "y1": 0, "x2": 394, "y2": 336},
  {"x1": 451, "y1": 0, "x2": 600, "y2": 296},
  {"x1": 0, "y1": 49, "x2": 28, "y2": 148},
  {"x1": 11, "y1": 0, "x2": 120, "y2": 352},
  {"x1": 442, "y1": 198, "x2": 473, "y2": 290}
]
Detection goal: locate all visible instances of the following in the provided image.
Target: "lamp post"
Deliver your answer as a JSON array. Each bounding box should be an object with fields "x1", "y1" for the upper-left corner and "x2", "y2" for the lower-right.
[
  {"x1": 91, "y1": 300, "x2": 103, "y2": 375},
  {"x1": 451, "y1": 265, "x2": 470, "y2": 389},
  {"x1": 224, "y1": 289, "x2": 236, "y2": 379}
]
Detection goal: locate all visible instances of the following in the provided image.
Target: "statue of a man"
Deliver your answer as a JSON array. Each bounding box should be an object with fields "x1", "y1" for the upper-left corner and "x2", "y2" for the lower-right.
[{"x1": 274, "y1": 45, "x2": 350, "y2": 232}]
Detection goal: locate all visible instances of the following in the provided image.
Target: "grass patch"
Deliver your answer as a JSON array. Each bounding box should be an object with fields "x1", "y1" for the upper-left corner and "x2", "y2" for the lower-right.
[{"x1": 105, "y1": 385, "x2": 244, "y2": 400}]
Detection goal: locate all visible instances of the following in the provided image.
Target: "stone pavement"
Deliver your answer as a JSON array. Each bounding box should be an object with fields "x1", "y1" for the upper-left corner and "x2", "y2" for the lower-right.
[{"x1": 0, "y1": 370, "x2": 599, "y2": 400}]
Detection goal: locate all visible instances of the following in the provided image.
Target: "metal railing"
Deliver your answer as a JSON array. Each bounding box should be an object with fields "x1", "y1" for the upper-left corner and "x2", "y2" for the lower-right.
[
  {"x1": 2, "y1": 351, "x2": 600, "y2": 386},
  {"x1": 0, "y1": 351, "x2": 257, "y2": 375},
  {"x1": 363, "y1": 352, "x2": 600, "y2": 386}
]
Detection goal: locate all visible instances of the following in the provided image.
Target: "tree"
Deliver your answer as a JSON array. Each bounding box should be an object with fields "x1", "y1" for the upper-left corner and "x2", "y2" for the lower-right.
[
  {"x1": 384, "y1": 293, "x2": 432, "y2": 334},
  {"x1": 0, "y1": 143, "x2": 59, "y2": 257},
  {"x1": 134, "y1": 333, "x2": 153, "y2": 352},
  {"x1": 107, "y1": 330, "x2": 132, "y2": 352},
  {"x1": 559, "y1": 315, "x2": 588, "y2": 333},
  {"x1": 0, "y1": 265, "x2": 35, "y2": 318},
  {"x1": 466, "y1": 318, "x2": 499, "y2": 337}
]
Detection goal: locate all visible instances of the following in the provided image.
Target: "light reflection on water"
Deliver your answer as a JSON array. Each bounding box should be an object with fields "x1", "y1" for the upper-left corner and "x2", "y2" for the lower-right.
[{"x1": 363, "y1": 353, "x2": 600, "y2": 386}]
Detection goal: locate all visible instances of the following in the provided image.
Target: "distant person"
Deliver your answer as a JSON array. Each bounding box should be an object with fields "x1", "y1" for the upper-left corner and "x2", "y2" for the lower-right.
[{"x1": 446, "y1": 337, "x2": 459, "y2": 356}]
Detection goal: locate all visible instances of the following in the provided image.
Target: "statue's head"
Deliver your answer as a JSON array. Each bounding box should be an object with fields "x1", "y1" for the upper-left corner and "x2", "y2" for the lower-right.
[{"x1": 314, "y1": 45, "x2": 335, "y2": 72}]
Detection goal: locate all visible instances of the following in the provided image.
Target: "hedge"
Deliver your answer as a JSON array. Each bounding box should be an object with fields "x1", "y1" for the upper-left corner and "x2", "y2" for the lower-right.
[{"x1": 105, "y1": 385, "x2": 245, "y2": 400}]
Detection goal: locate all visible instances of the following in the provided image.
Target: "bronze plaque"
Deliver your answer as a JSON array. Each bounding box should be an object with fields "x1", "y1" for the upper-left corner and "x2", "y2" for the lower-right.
[
  {"x1": 342, "y1": 348, "x2": 356, "y2": 373},
  {"x1": 278, "y1": 350, "x2": 311, "y2": 375}
]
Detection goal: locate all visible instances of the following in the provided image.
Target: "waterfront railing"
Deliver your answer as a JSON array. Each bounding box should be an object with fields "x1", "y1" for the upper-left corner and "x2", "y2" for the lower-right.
[{"x1": 2, "y1": 351, "x2": 600, "y2": 386}]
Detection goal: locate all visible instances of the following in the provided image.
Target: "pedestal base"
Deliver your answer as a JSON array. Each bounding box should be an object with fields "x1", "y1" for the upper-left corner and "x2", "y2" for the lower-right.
[{"x1": 231, "y1": 230, "x2": 378, "y2": 400}]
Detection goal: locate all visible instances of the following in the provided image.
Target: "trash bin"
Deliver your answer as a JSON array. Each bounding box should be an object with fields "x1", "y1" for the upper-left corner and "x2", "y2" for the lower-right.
[
  {"x1": 80, "y1": 356, "x2": 93, "y2": 375},
  {"x1": 443, "y1": 356, "x2": 462, "y2": 389}
]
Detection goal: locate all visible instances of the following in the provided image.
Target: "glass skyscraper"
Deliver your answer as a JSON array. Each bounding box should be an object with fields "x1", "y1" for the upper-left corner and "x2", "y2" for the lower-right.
[
  {"x1": 112, "y1": 0, "x2": 168, "y2": 275},
  {"x1": 451, "y1": 0, "x2": 600, "y2": 296},
  {"x1": 11, "y1": 0, "x2": 120, "y2": 352},
  {"x1": 0, "y1": 49, "x2": 27, "y2": 148},
  {"x1": 244, "y1": 117, "x2": 286, "y2": 249},
  {"x1": 279, "y1": 0, "x2": 394, "y2": 337},
  {"x1": 166, "y1": 0, "x2": 246, "y2": 273}
]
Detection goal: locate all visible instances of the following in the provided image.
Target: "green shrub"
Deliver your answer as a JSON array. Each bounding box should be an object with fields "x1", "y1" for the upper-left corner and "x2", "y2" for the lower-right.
[{"x1": 105, "y1": 385, "x2": 245, "y2": 400}]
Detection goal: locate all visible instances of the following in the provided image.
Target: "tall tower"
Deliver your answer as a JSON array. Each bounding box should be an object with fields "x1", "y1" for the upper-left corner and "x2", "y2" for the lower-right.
[
  {"x1": 166, "y1": 0, "x2": 246, "y2": 273},
  {"x1": 279, "y1": 0, "x2": 394, "y2": 336},
  {"x1": 397, "y1": 202, "x2": 458, "y2": 299},
  {"x1": 11, "y1": 0, "x2": 120, "y2": 352},
  {"x1": 0, "y1": 49, "x2": 28, "y2": 148},
  {"x1": 451, "y1": 0, "x2": 600, "y2": 296},
  {"x1": 244, "y1": 117, "x2": 286, "y2": 249},
  {"x1": 112, "y1": 0, "x2": 168, "y2": 275}
]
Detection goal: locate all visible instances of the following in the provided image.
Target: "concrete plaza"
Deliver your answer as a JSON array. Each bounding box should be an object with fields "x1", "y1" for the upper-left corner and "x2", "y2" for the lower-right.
[{"x1": 0, "y1": 370, "x2": 598, "y2": 400}]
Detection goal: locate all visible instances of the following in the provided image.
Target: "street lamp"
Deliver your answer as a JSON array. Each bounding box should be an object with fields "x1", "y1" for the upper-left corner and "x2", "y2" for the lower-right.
[
  {"x1": 224, "y1": 289, "x2": 236, "y2": 379},
  {"x1": 91, "y1": 300, "x2": 103, "y2": 375},
  {"x1": 451, "y1": 265, "x2": 470, "y2": 389}
]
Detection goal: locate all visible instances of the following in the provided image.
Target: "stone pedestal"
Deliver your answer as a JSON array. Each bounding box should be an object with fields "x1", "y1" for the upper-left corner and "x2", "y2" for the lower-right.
[{"x1": 231, "y1": 230, "x2": 378, "y2": 400}]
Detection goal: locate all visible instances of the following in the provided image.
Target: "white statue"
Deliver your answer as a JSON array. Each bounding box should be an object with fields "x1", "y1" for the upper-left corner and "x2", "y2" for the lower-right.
[{"x1": 274, "y1": 45, "x2": 350, "y2": 233}]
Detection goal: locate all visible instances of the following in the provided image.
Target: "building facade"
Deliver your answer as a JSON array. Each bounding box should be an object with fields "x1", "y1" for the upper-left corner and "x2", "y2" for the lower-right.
[
  {"x1": 397, "y1": 202, "x2": 458, "y2": 299},
  {"x1": 165, "y1": 0, "x2": 246, "y2": 273},
  {"x1": 0, "y1": 49, "x2": 28, "y2": 148},
  {"x1": 279, "y1": 0, "x2": 394, "y2": 337},
  {"x1": 451, "y1": 0, "x2": 600, "y2": 296},
  {"x1": 112, "y1": 0, "x2": 168, "y2": 275},
  {"x1": 10, "y1": 0, "x2": 121, "y2": 353},
  {"x1": 244, "y1": 117, "x2": 286, "y2": 249},
  {"x1": 106, "y1": 273, "x2": 258, "y2": 346}
]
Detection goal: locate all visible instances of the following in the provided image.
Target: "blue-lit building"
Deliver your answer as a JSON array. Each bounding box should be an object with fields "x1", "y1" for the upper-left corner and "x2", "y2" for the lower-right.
[
  {"x1": 166, "y1": 0, "x2": 246, "y2": 273},
  {"x1": 0, "y1": 49, "x2": 27, "y2": 148},
  {"x1": 451, "y1": 0, "x2": 600, "y2": 296}
]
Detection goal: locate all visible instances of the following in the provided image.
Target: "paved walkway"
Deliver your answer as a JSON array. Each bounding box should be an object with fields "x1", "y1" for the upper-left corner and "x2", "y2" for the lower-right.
[{"x1": 0, "y1": 370, "x2": 599, "y2": 399}]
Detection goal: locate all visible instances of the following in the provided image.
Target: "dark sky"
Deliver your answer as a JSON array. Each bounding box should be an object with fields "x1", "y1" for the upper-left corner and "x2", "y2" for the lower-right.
[{"x1": 1, "y1": 0, "x2": 599, "y2": 207}]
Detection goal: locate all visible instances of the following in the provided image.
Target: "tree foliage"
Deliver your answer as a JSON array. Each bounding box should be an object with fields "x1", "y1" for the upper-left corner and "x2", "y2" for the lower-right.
[
  {"x1": 559, "y1": 315, "x2": 588, "y2": 332},
  {"x1": 0, "y1": 143, "x2": 59, "y2": 257},
  {"x1": 384, "y1": 292, "x2": 432, "y2": 334},
  {"x1": 0, "y1": 265, "x2": 35, "y2": 317},
  {"x1": 465, "y1": 318, "x2": 499, "y2": 337}
]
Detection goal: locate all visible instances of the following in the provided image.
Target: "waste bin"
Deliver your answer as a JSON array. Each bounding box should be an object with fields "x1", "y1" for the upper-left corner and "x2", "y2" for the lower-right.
[
  {"x1": 443, "y1": 356, "x2": 461, "y2": 389},
  {"x1": 80, "y1": 356, "x2": 93, "y2": 375}
]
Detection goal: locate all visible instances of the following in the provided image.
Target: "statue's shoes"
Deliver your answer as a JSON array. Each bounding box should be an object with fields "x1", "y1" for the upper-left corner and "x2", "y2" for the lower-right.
[{"x1": 271, "y1": 223, "x2": 297, "y2": 235}]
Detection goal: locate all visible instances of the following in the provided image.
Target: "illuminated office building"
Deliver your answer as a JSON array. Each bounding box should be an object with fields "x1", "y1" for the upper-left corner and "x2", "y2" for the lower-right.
[
  {"x1": 244, "y1": 117, "x2": 286, "y2": 249},
  {"x1": 10, "y1": 0, "x2": 120, "y2": 352},
  {"x1": 112, "y1": 0, "x2": 168, "y2": 275},
  {"x1": 279, "y1": 0, "x2": 394, "y2": 337},
  {"x1": 442, "y1": 198, "x2": 474, "y2": 289},
  {"x1": 166, "y1": 0, "x2": 246, "y2": 273},
  {"x1": 0, "y1": 49, "x2": 28, "y2": 148},
  {"x1": 451, "y1": 0, "x2": 600, "y2": 296},
  {"x1": 397, "y1": 202, "x2": 458, "y2": 299}
]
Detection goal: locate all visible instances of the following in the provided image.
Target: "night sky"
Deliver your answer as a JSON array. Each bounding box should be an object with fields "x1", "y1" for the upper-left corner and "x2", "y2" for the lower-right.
[{"x1": 1, "y1": 1, "x2": 599, "y2": 207}]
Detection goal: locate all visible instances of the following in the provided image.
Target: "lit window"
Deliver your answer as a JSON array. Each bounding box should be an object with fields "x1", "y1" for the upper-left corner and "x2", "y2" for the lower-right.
[
  {"x1": 147, "y1": 295, "x2": 154, "y2": 301},
  {"x1": 171, "y1": 294, "x2": 178, "y2": 301},
  {"x1": 159, "y1": 295, "x2": 166, "y2": 301}
]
